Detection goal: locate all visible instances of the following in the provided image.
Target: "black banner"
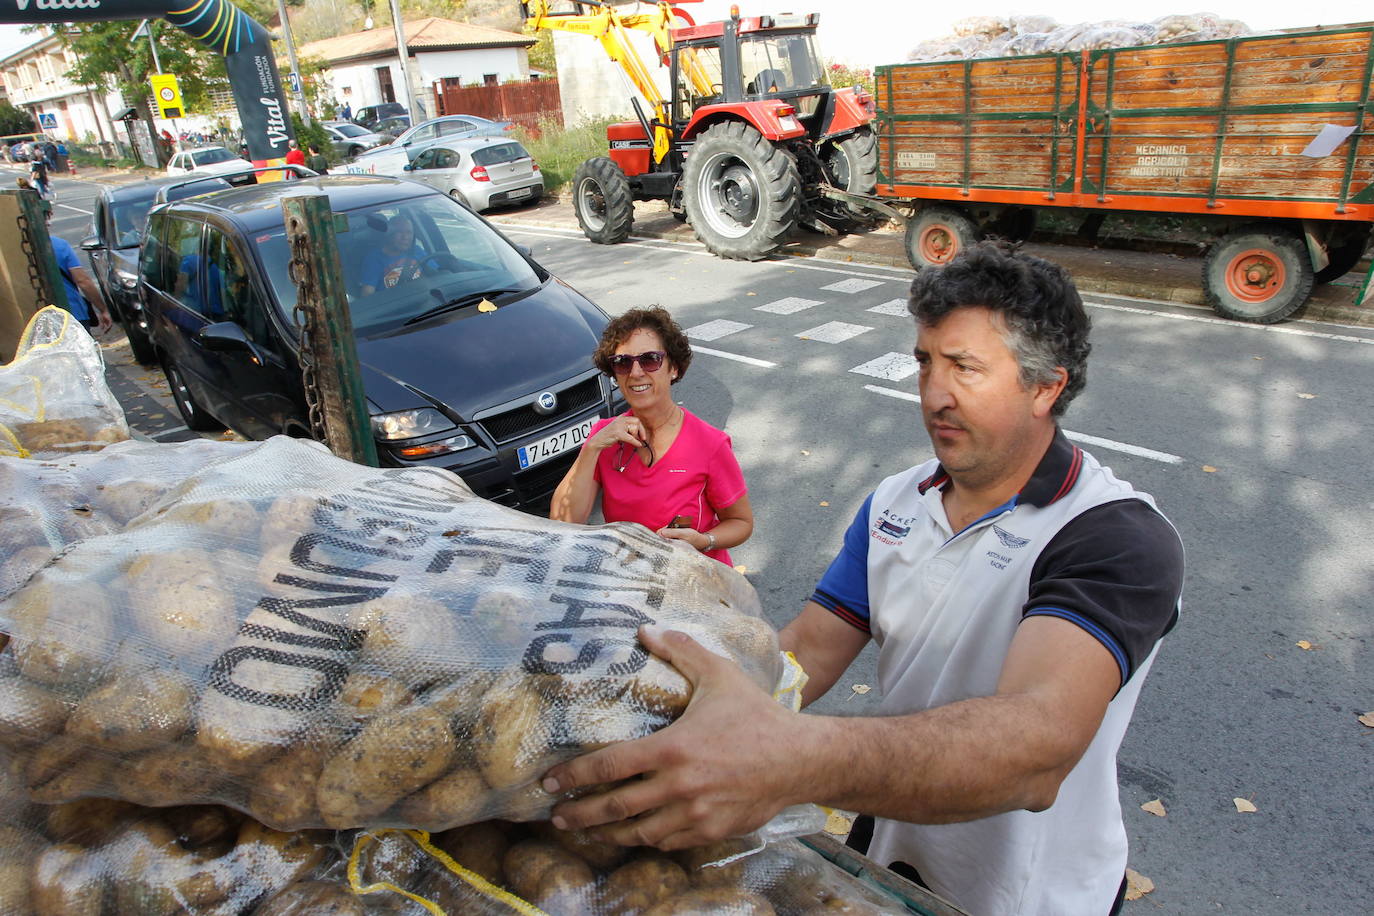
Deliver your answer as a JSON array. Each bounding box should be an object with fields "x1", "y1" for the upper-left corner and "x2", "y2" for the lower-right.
[{"x1": 0, "y1": 0, "x2": 294, "y2": 165}]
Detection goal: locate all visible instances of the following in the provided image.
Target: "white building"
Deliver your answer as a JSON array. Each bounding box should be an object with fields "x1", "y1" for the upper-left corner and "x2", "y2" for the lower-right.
[
  {"x1": 298, "y1": 18, "x2": 535, "y2": 118},
  {"x1": 0, "y1": 33, "x2": 123, "y2": 146}
]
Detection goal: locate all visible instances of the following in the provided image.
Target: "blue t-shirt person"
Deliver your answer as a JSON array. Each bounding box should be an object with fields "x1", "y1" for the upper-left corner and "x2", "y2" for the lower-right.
[
  {"x1": 51, "y1": 236, "x2": 93, "y2": 323},
  {"x1": 358, "y1": 216, "x2": 426, "y2": 295}
]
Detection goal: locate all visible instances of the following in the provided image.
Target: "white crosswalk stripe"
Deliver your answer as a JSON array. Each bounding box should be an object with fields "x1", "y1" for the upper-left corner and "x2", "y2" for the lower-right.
[
  {"x1": 821, "y1": 277, "x2": 887, "y2": 294},
  {"x1": 850, "y1": 352, "x2": 920, "y2": 381},
  {"x1": 686, "y1": 319, "x2": 752, "y2": 341},
  {"x1": 755, "y1": 296, "x2": 823, "y2": 315},
  {"x1": 798, "y1": 321, "x2": 872, "y2": 343},
  {"x1": 867, "y1": 298, "x2": 910, "y2": 317}
]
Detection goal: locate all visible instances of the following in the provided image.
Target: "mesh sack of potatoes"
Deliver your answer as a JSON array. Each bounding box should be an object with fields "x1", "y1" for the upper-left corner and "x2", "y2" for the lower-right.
[
  {"x1": 0, "y1": 307, "x2": 129, "y2": 459},
  {"x1": 0, "y1": 435, "x2": 781, "y2": 834},
  {"x1": 0, "y1": 438, "x2": 252, "y2": 602}
]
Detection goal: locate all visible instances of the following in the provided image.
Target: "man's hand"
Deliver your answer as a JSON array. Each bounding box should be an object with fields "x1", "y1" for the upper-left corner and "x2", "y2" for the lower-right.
[
  {"x1": 542, "y1": 625, "x2": 800, "y2": 850},
  {"x1": 95, "y1": 309, "x2": 113, "y2": 335}
]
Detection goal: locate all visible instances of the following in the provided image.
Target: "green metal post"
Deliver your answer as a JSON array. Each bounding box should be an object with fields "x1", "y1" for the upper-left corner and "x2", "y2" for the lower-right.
[
  {"x1": 12, "y1": 189, "x2": 69, "y2": 312},
  {"x1": 281, "y1": 194, "x2": 379, "y2": 467}
]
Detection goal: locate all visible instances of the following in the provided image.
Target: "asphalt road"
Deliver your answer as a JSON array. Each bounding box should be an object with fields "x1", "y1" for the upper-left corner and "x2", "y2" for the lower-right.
[{"x1": 26, "y1": 174, "x2": 1374, "y2": 913}]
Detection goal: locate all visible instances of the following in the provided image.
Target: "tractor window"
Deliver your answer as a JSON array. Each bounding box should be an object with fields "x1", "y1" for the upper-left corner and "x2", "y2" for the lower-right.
[
  {"x1": 740, "y1": 32, "x2": 825, "y2": 96},
  {"x1": 675, "y1": 43, "x2": 724, "y2": 121}
]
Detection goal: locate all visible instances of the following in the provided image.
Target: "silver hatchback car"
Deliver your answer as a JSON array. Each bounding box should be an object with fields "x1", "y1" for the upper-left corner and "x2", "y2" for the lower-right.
[{"x1": 401, "y1": 137, "x2": 544, "y2": 212}]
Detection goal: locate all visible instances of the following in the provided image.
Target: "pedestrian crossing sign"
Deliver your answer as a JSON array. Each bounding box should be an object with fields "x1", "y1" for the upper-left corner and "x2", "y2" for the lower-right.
[
  {"x1": 150, "y1": 74, "x2": 185, "y2": 119},
  {"x1": 38, "y1": 113, "x2": 57, "y2": 129}
]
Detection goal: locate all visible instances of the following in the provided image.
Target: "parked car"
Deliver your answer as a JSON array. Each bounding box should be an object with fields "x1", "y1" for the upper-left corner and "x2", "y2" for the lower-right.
[
  {"x1": 371, "y1": 115, "x2": 412, "y2": 139},
  {"x1": 79, "y1": 174, "x2": 233, "y2": 366},
  {"x1": 166, "y1": 146, "x2": 255, "y2": 179},
  {"x1": 349, "y1": 115, "x2": 514, "y2": 173},
  {"x1": 137, "y1": 174, "x2": 625, "y2": 508},
  {"x1": 353, "y1": 102, "x2": 424, "y2": 130},
  {"x1": 402, "y1": 137, "x2": 543, "y2": 213},
  {"x1": 322, "y1": 121, "x2": 390, "y2": 159}
]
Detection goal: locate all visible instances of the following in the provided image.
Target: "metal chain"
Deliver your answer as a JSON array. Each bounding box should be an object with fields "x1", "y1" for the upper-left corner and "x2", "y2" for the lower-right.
[
  {"x1": 287, "y1": 226, "x2": 328, "y2": 442},
  {"x1": 15, "y1": 208, "x2": 48, "y2": 305}
]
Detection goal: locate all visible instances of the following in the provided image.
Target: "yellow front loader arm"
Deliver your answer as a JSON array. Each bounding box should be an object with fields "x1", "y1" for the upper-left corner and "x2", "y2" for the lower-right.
[{"x1": 524, "y1": 0, "x2": 714, "y2": 164}]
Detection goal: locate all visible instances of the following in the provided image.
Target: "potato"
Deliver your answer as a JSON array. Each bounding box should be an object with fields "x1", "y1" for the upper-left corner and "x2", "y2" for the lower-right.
[
  {"x1": 502, "y1": 839, "x2": 593, "y2": 901},
  {"x1": 90, "y1": 479, "x2": 167, "y2": 526},
  {"x1": 106, "y1": 820, "x2": 234, "y2": 914},
  {"x1": 249, "y1": 744, "x2": 327, "y2": 830},
  {"x1": 26, "y1": 735, "x2": 111, "y2": 803},
  {"x1": 333, "y1": 669, "x2": 413, "y2": 725},
  {"x1": 133, "y1": 575, "x2": 239, "y2": 659},
  {"x1": 643, "y1": 887, "x2": 777, "y2": 916},
  {"x1": 0, "y1": 544, "x2": 55, "y2": 595},
  {"x1": 358, "y1": 830, "x2": 429, "y2": 889},
  {"x1": 676, "y1": 839, "x2": 754, "y2": 887},
  {"x1": 111, "y1": 743, "x2": 220, "y2": 807},
  {"x1": 316, "y1": 704, "x2": 456, "y2": 827},
  {"x1": 533, "y1": 861, "x2": 599, "y2": 914},
  {"x1": 474, "y1": 676, "x2": 560, "y2": 791},
  {"x1": 29, "y1": 843, "x2": 106, "y2": 916},
  {"x1": 496, "y1": 781, "x2": 557, "y2": 823},
  {"x1": 601, "y1": 854, "x2": 690, "y2": 912},
  {"x1": 252, "y1": 880, "x2": 367, "y2": 915},
  {"x1": 164, "y1": 805, "x2": 243, "y2": 854},
  {"x1": 44, "y1": 797, "x2": 140, "y2": 846},
  {"x1": 0, "y1": 674, "x2": 70, "y2": 747},
  {"x1": 397, "y1": 766, "x2": 487, "y2": 830},
  {"x1": 259, "y1": 493, "x2": 323, "y2": 551},
  {"x1": 533, "y1": 820, "x2": 627, "y2": 870},
  {"x1": 64, "y1": 670, "x2": 193, "y2": 753},
  {"x1": 349, "y1": 595, "x2": 465, "y2": 686},
  {"x1": 159, "y1": 497, "x2": 259, "y2": 544},
  {"x1": 432, "y1": 821, "x2": 511, "y2": 887},
  {"x1": 233, "y1": 819, "x2": 333, "y2": 900},
  {"x1": 8, "y1": 581, "x2": 113, "y2": 688},
  {"x1": 0, "y1": 859, "x2": 33, "y2": 915}
]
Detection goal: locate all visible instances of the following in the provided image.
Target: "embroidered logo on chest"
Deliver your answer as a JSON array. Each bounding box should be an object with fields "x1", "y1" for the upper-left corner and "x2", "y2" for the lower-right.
[{"x1": 992, "y1": 524, "x2": 1030, "y2": 548}]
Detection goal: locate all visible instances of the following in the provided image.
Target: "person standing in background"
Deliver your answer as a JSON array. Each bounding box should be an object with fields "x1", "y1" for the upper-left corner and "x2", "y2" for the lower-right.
[
  {"x1": 45, "y1": 209, "x2": 113, "y2": 335},
  {"x1": 305, "y1": 144, "x2": 329, "y2": 174},
  {"x1": 285, "y1": 140, "x2": 306, "y2": 167}
]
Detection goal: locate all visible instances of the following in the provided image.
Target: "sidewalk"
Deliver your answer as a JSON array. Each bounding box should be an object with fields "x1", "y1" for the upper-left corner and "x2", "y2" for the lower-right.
[{"x1": 487, "y1": 196, "x2": 1374, "y2": 329}]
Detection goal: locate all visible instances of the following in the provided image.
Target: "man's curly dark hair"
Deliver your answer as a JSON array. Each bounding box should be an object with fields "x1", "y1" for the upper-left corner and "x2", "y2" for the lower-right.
[
  {"x1": 907, "y1": 241, "x2": 1092, "y2": 416},
  {"x1": 592, "y1": 306, "x2": 693, "y2": 383}
]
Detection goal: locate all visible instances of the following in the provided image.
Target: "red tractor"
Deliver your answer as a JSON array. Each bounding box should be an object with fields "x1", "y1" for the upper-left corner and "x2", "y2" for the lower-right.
[{"x1": 525, "y1": 0, "x2": 878, "y2": 260}]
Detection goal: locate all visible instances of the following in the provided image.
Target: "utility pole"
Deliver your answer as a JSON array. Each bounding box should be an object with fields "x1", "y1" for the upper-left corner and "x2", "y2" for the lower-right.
[
  {"x1": 275, "y1": 0, "x2": 312, "y2": 126},
  {"x1": 387, "y1": 0, "x2": 419, "y2": 120},
  {"x1": 131, "y1": 20, "x2": 184, "y2": 159}
]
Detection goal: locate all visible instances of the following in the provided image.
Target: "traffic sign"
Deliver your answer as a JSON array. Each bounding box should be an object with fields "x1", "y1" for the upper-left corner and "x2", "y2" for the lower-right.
[
  {"x1": 37, "y1": 113, "x2": 57, "y2": 129},
  {"x1": 288, "y1": 71, "x2": 302, "y2": 94},
  {"x1": 149, "y1": 73, "x2": 185, "y2": 119}
]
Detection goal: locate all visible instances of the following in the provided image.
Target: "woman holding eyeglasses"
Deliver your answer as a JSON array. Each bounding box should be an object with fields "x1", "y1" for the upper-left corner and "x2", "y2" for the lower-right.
[{"x1": 551, "y1": 307, "x2": 753, "y2": 565}]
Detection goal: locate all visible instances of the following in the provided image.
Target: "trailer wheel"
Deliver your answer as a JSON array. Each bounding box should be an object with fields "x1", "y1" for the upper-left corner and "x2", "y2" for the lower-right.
[
  {"x1": 905, "y1": 206, "x2": 980, "y2": 270},
  {"x1": 1204, "y1": 226, "x2": 1313, "y2": 324},
  {"x1": 823, "y1": 128, "x2": 880, "y2": 230},
  {"x1": 1313, "y1": 231, "x2": 1370, "y2": 284},
  {"x1": 572, "y1": 157, "x2": 634, "y2": 245},
  {"x1": 683, "y1": 121, "x2": 800, "y2": 260}
]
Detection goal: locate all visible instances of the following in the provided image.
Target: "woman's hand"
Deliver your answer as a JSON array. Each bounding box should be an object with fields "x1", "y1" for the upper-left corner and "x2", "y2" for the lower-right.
[
  {"x1": 589, "y1": 415, "x2": 647, "y2": 453},
  {"x1": 657, "y1": 526, "x2": 709, "y2": 551}
]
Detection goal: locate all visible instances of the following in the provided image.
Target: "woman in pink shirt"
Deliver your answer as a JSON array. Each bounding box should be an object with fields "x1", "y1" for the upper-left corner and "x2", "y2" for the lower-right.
[{"x1": 551, "y1": 307, "x2": 753, "y2": 564}]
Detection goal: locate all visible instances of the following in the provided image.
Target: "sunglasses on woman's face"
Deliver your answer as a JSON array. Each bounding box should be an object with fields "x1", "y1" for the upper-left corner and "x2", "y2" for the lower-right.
[{"x1": 608, "y1": 351, "x2": 666, "y2": 375}]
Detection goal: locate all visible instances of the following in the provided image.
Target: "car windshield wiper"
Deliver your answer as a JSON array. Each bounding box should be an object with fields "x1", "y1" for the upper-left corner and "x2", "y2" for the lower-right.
[{"x1": 403, "y1": 288, "x2": 524, "y2": 326}]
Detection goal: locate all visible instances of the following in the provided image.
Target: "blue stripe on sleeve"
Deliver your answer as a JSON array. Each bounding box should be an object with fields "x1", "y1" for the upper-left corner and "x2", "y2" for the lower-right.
[
  {"x1": 1024, "y1": 606, "x2": 1130, "y2": 687},
  {"x1": 811, "y1": 493, "x2": 874, "y2": 628}
]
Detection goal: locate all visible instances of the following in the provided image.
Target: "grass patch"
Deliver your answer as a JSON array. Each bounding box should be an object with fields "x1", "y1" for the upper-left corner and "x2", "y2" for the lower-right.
[
  {"x1": 68, "y1": 146, "x2": 146, "y2": 171},
  {"x1": 513, "y1": 116, "x2": 619, "y2": 195}
]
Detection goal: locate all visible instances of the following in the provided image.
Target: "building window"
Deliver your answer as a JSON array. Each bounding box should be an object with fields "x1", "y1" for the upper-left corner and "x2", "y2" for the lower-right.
[
  {"x1": 36, "y1": 56, "x2": 54, "y2": 81},
  {"x1": 483, "y1": 73, "x2": 498, "y2": 86}
]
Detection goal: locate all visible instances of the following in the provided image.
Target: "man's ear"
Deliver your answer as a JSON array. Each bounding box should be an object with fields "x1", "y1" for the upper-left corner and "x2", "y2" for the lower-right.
[{"x1": 1032, "y1": 367, "x2": 1069, "y2": 419}]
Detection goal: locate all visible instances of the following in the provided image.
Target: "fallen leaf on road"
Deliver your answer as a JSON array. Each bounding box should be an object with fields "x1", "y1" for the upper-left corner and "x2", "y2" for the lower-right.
[
  {"x1": 1296, "y1": 640, "x2": 1315, "y2": 650},
  {"x1": 1358, "y1": 712, "x2": 1374, "y2": 728},
  {"x1": 1253, "y1": 356, "x2": 1262, "y2": 360},
  {"x1": 1234, "y1": 797, "x2": 1257, "y2": 813},
  {"x1": 746, "y1": 291, "x2": 757, "y2": 296},
  {"x1": 1297, "y1": 392, "x2": 1316, "y2": 399},
  {"x1": 819, "y1": 501, "x2": 829, "y2": 507},
  {"x1": 1202, "y1": 465, "x2": 1218, "y2": 473},
  {"x1": 733, "y1": 565, "x2": 747, "y2": 574},
  {"x1": 823, "y1": 809, "x2": 854, "y2": 835},
  {"x1": 800, "y1": 450, "x2": 811, "y2": 456},
  {"x1": 1123, "y1": 868, "x2": 1154, "y2": 900},
  {"x1": 1141, "y1": 799, "x2": 1166, "y2": 817},
  {"x1": 846, "y1": 684, "x2": 871, "y2": 702}
]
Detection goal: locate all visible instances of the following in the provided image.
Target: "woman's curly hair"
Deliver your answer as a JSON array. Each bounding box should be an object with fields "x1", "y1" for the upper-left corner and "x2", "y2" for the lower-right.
[{"x1": 592, "y1": 306, "x2": 693, "y2": 383}]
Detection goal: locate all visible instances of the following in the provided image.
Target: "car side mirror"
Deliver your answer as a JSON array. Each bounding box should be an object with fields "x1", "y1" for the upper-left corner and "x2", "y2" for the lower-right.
[
  {"x1": 79, "y1": 235, "x2": 101, "y2": 251},
  {"x1": 516, "y1": 244, "x2": 532, "y2": 258},
  {"x1": 197, "y1": 321, "x2": 254, "y2": 354},
  {"x1": 402, "y1": 163, "x2": 412, "y2": 171}
]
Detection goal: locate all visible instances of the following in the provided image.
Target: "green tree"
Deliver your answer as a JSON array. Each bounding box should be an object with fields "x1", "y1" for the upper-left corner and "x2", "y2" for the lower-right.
[
  {"x1": 523, "y1": 26, "x2": 556, "y2": 75},
  {"x1": 0, "y1": 101, "x2": 36, "y2": 136}
]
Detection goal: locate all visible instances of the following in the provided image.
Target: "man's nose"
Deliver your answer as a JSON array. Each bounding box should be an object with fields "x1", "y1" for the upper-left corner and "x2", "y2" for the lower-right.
[{"x1": 920, "y1": 366, "x2": 956, "y2": 410}]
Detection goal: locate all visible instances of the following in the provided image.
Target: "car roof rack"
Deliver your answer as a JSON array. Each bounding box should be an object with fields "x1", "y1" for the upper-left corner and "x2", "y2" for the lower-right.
[{"x1": 154, "y1": 164, "x2": 319, "y2": 205}]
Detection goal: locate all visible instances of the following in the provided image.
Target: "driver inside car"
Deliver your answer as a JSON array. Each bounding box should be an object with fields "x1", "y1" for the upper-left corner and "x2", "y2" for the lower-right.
[{"x1": 359, "y1": 214, "x2": 427, "y2": 295}]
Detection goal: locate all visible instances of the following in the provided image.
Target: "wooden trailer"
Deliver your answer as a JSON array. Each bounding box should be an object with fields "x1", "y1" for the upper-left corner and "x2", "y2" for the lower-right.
[{"x1": 871, "y1": 24, "x2": 1374, "y2": 322}]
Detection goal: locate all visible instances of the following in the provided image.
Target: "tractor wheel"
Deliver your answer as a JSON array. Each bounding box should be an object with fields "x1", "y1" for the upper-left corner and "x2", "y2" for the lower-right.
[
  {"x1": 904, "y1": 205, "x2": 980, "y2": 270},
  {"x1": 823, "y1": 128, "x2": 880, "y2": 231},
  {"x1": 1203, "y1": 225, "x2": 1314, "y2": 324},
  {"x1": 572, "y1": 157, "x2": 634, "y2": 244},
  {"x1": 1313, "y1": 229, "x2": 1371, "y2": 284},
  {"x1": 683, "y1": 121, "x2": 800, "y2": 260}
]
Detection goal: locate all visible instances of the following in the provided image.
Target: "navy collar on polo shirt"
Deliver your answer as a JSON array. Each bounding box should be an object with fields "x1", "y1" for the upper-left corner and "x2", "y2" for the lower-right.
[{"x1": 917, "y1": 428, "x2": 1083, "y2": 509}]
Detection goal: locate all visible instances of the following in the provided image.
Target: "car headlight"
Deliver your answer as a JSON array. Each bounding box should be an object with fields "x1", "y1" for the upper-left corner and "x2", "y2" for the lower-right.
[
  {"x1": 116, "y1": 269, "x2": 139, "y2": 290},
  {"x1": 371, "y1": 407, "x2": 454, "y2": 441}
]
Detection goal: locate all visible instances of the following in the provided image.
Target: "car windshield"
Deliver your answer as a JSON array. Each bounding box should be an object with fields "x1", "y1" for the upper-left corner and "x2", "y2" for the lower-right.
[
  {"x1": 254, "y1": 193, "x2": 541, "y2": 334},
  {"x1": 193, "y1": 148, "x2": 235, "y2": 165},
  {"x1": 333, "y1": 124, "x2": 370, "y2": 138},
  {"x1": 111, "y1": 197, "x2": 154, "y2": 248},
  {"x1": 471, "y1": 143, "x2": 527, "y2": 166}
]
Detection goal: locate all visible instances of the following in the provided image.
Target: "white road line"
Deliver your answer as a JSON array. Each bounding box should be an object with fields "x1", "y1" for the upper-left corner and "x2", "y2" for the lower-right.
[
  {"x1": 57, "y1": 203, "x2": 92, "y2": 215},
  {"x1": 150, "y1": 425, "x2": 189, "y2": 439},
  {"x1": 850, "y1": 352, "x2": 920, "y2": 381},
  {"x1": 692, "y1": 345, "x2": 776, "y2": 368},
  {"x1": 686, "y1": 319, "x2": 752, "y2": 341},
  {"x1": 1084, "y1": 299, "x2": 1374, "y2": 346},
  {"x1": 861, "y1": 386, "x2": 1183, "y2": 465},
  {"x1": 798, "y1": 321, "x2": 872, "y2": 343},
  {"x1": 821, "y1": 277, "x2": 887, "y2": 294},
  {"x1": 864, "y1": 384, "x2": 919, "y2": 402},
  {"x1": 868, "y1": 298, "x2": 910, "y2": 316},
  {"x1": 756, "y1": 296, "x2": 823, "y2": 315}
]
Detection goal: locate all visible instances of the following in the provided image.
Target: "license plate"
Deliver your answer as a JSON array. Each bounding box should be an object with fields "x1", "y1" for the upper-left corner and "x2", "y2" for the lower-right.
[
  {"x1": 508, "y1": 186, "x2": 533, "y2": 198},
  {"x1": 517, "y1": 418, "x2": 594, "y2": 469}
]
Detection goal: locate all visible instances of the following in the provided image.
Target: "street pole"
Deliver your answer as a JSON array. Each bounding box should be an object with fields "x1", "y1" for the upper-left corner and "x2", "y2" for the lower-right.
[
  {"x1": 133, "y1": 20, "x2": 184, "y2": 157},
  {"x1": 387, "y1": 0, "x2": 419, "y2": 120},
  {"x1": 274, "y1": 0, "x2": 312, "y2": 126}
]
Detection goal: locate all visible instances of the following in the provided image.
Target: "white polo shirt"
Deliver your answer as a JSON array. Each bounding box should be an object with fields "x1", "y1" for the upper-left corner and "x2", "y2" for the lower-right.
[{"x1": 812, "y1": 432, "x2": 1183, "y2": 916}]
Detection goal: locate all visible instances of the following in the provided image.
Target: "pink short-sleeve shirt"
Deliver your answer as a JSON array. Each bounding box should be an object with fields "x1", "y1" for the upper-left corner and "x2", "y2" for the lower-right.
[{"x1": 586, "y1": 408, "x2": 747, "y2": 565}]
